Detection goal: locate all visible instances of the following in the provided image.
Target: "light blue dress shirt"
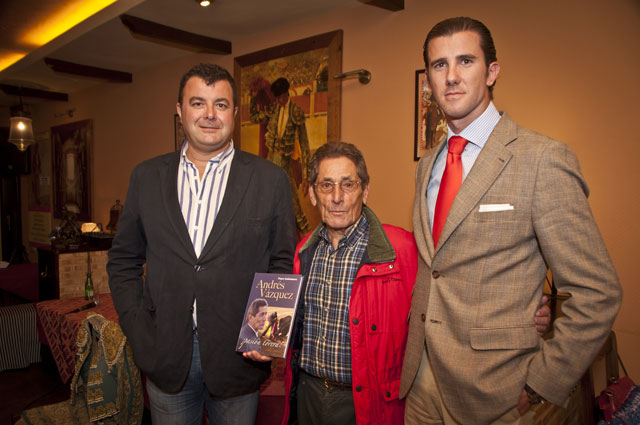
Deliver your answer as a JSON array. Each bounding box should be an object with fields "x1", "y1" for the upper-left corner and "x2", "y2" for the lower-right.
[{"x1": 426, "y1": 102, "x2": 502, "y2": 228}]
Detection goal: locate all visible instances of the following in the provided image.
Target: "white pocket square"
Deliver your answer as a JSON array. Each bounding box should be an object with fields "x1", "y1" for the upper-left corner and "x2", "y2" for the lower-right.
[{"x1": 478, "y1": 204, "x2": 514, "y2": 212}]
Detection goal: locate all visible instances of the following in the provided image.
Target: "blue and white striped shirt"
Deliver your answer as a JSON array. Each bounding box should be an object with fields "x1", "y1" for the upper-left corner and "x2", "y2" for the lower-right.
[
  {"x1": 178, "y1": 141, "x2": 234, "y2": 324},
  {"x1": 427, "y1": 102, "x2": 502, "y2": 227}
]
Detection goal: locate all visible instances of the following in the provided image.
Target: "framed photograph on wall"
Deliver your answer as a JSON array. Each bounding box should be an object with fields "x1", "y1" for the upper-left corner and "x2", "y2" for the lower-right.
[
  {"x1": 233, "y1": 30, "x2": 343, "y2": 236},
  {"x1": 174, "y1": 114, "x2": 185, "y2": 151},
  {"x1": 51, "y1": 119, "x2": 92, "y2": 221},
  {"x1": 414, "y1": 69, "x2": 447, "y2": 161}
]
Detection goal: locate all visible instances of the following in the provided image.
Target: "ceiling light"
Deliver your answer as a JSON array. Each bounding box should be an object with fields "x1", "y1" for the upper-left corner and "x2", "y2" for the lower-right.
[
  {"x1": 8, "y1": 115, "x2": 35, "y2": 152},
  {"x1": 197, "y1": 0, "x2": 211, "y2": 7},
  {"x1": 21, "y1": 0, "x2": 118, "y2": 46},
  {"x1": 8, "y1": 99, "x2": 35, "y2": 152},
  {"x1": 0, "y1": 53, "x2": 27, "y2": 72}
]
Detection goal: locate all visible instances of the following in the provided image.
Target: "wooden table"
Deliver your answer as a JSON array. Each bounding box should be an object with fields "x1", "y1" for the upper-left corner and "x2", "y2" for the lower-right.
[{"x1": 36, "y1": 294, "x2": 118, "y2": 383}]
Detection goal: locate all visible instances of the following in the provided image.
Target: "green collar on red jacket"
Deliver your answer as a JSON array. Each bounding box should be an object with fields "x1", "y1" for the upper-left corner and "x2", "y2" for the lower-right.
[{"x1": 299, "y1": 205, "x2": 396, "y2": 264}]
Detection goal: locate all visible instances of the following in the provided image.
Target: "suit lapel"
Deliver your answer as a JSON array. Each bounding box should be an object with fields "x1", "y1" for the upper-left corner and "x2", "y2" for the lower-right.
[
  {"x1": 435, "y1": 114, "x2": 517, "y2": 252},
  {"x1": 161, "y1": 152, "x2": 197, "y2": 259},
  {"x1": 198, "y1": 151, "x2": 253, "y2": 259},
  {"x1": 414, "y1": 140, "x2": 446, "y2": 267}
]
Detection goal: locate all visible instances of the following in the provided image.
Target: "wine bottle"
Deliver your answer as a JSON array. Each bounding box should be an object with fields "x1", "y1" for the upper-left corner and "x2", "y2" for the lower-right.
[{"x1": 84, "y1": 252, "x2": 94, "y2": 301}]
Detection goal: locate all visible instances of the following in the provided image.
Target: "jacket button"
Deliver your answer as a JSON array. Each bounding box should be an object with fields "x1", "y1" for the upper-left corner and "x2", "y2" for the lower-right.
[
  {"x1": 371, "y1": 324, "x2": 377, "y2": 331},
  {"x1": 389, "y1": 264, "x2": 394, "y2": 269},
  {"x1": 421, "y1": 314, "x2": 426, "y2": 322},
  {"x1": 352, "y1": 318, "x2": 359, "y2": 325},
  {"x1": 195, "y1": 265, "x2": 202, "y2": 272},
  {"x1": 372, "y1": 267, "x2": 377, "y2": 272},
  {"x1": 432, "y1": 271, "x2": 440, "y2": 278},
  {"x1": 356, "y1": 386, "x2": 362, "y2": 392},
  {"x1": 386, "y1": 391, "x2": 391, "y2": 398}
]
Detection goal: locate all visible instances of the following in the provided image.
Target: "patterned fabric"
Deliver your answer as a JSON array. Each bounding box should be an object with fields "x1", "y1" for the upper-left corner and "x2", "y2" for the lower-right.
[
  {"x1": 0, "y1": 303, "x2": 40, "y2": 371},
  {"x1": 300, "y1": 214, "x2": 369, "y2": 383},
  {"x1": 36, "y1": 294, "x2": 118, "y2": 383},
  {"x1": 598, "y1": 384, "x2": 640, "y2": 425},
  {"x1": 20, "y1": 312, "x2": 143, "y2": 425}
]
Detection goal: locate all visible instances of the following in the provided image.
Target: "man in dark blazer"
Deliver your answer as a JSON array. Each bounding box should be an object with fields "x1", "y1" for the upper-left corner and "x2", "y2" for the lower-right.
[
  {"x1": 399, "y1": 17, "x2": 622, "y2": 425},
  {"x1": 107, "y1": 64, "x2": 295, "y2": 425}
]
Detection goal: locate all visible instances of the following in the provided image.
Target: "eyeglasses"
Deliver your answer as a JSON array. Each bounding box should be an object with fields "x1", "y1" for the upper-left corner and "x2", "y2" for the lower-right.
[{"x1": 314, "y1": 180, "x2": 362, "y2": 194}]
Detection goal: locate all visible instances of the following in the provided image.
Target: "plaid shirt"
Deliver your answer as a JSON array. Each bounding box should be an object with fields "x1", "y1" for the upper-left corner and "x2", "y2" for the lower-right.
[{"x1": 300, "y1": 213, "x2": 369, "y2": 383}]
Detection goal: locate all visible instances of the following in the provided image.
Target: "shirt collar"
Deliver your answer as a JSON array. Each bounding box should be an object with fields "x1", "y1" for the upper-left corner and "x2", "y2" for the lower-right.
[
  {"x1": 318, "y1": 212, "x2": 368, "y2": 250},
  {"x1": 181, "y1": 140, "x2": 235, "y2": 165},
  {"x1": 447, "y1": 101, "x2": 501, "y2": 150}
]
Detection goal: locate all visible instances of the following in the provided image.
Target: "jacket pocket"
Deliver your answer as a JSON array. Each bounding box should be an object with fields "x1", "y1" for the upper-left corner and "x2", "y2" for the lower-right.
[{"x1": 469, "y1": 326, "x2": 538, "y2": 350}]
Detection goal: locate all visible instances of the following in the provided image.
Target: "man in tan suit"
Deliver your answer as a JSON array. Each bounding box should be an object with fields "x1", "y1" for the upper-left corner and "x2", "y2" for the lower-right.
[{"x1": 399, "y1": 17, "x2": 622, "y2": 425}]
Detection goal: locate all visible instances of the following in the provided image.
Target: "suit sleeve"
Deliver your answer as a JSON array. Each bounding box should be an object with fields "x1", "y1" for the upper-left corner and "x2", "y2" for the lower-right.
[
  {"x1": 527, "y1": 142, "x2": 622, "y2": 405},
  {"x1": 267, "y1": 166, "x2": 296, "y2": 274},
  {"x1": 107, "y1": 166, "x2": 148, "y2": 339}
]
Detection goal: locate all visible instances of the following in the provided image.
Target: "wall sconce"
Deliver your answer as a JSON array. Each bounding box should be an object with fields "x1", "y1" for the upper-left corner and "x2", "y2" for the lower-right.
[
  {"x1": 8, "y1": 107, "x2": 35, "y2": 151},
  {"x1": 334, "y1": 69, "x2": 372, "y2": 84},
  {"x1": 54, "y1": 108, "x2": 75, "y2": 118}
]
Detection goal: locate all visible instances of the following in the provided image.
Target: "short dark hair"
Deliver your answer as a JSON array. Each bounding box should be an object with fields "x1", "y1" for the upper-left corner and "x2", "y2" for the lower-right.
[
  {"x1": 177, "y1": 63, "x2": 237, "y2": 107},
  {"x1": 270, "y1": 77, "x2": 290, "y2": 97},
  {"x1": 423, "y1": 17, "x2": 498, "y2": 96},
  {"x1": 248, "y1": 298, "x2": 267, "y2": 317},
  {"x1": 309, "y1": 142, "x2": 370, "y2": 187}
]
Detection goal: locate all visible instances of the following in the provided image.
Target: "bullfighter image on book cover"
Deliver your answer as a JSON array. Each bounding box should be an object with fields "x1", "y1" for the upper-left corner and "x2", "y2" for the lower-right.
[{"x1": 236, "y1": 273, "x2": 303, "y2": 358}]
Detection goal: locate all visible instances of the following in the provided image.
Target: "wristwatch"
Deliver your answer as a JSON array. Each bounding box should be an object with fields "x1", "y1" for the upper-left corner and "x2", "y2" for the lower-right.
[{"x1": 524, "y1": 384, "x2": 545, "y2": 405}]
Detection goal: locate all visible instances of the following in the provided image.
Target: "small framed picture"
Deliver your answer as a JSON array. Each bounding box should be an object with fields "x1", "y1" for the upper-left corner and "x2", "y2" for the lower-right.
[{"x1": 414, "y1": 69, "x2": 447, "y2": 161}]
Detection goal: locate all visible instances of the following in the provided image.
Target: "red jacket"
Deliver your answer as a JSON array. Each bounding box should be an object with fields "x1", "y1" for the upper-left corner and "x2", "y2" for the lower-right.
[{"x1": 282, "y1": 206, "x2": 417, "y2": 425}]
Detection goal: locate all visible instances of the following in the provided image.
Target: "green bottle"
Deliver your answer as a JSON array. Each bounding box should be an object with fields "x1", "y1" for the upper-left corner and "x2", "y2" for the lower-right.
[{"x1": 84, "y1": 252, "x2": 94, "y2": 301}]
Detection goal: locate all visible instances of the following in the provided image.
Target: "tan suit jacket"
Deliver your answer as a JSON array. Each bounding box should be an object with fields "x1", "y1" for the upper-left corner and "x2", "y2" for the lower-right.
[{"x1": 399, "y1": 113, "x2": 622, "y2": 424}]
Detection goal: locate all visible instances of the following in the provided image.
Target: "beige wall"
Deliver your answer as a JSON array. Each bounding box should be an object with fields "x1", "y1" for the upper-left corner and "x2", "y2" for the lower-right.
[{"x1": 29, "y1": 0, "x2": 639, "y2": 379}]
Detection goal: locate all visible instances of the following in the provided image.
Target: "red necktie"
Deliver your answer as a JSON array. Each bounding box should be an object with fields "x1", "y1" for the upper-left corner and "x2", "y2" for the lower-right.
[{"x1": 432, "y1": 136, "x2": 468, "y2": 247}]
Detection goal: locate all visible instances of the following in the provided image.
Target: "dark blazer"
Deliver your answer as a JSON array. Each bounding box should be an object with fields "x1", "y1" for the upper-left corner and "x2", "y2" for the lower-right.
[
  {"x1": 107, "y1": 148, "x2": 295, "y2": 397},
  {"x1": 399, "y1": 113, "x2": 622, "y2": 424}
]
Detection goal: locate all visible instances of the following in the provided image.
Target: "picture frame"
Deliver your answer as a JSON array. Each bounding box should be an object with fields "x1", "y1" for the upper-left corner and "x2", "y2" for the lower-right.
[
  {"x1": 414, "y1": 69, "x2": 447, "y2": 161},
  {"x1": 51, "y1": 119, "x2": 92, "y2": 221},
  {"x1": 174, "y1": 113, "x2": 185, "y2": 152},
  {"x1": 233, "y1": 30, "x2": 343, "y2": 236}
]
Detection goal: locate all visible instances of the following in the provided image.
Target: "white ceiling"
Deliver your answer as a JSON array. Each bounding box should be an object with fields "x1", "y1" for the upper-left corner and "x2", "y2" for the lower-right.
[{"x1": 0, "y1": 0, "x2": 364, "y2": 107}]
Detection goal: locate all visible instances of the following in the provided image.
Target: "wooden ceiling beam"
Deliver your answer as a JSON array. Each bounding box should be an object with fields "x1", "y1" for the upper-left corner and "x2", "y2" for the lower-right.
[
  {"x1": 44, "y1": 58, "x2": 133, "y2": 83},
  {"x1": 0, "y1": 84, "x2": 68, "y2": 102},
  {"x1": 359, "y1": 0, "x2": 404, "y2": 11},
  {"x1": 120, "y1": 14, "x2": 231, "y2": 55}
]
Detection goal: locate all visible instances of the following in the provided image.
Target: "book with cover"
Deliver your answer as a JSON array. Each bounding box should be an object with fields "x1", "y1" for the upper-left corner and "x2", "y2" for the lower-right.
[{"x1": 236, "y1": 272, "x2": 303, "y2": 358}]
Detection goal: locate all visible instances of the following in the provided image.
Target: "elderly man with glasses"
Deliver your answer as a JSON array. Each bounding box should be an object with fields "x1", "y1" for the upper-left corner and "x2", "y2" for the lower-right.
[{"x1": 269, "y1": 141, "x2": 418, "y2": 425}]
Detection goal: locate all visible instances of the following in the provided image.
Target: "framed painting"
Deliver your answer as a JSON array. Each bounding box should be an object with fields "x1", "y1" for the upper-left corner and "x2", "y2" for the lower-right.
[
  {"x1": 174, "y1": 113, "x2": 185, "y2": 151},
  {"x1": 234, "y1": 30, "x2": 343, "y2": 236},
  {"x1": 51, "y1": 119, "x2": 92, "y2": 221},
  {"x1": 414, "y1": 69, "x2": 447, "y2": 161}
]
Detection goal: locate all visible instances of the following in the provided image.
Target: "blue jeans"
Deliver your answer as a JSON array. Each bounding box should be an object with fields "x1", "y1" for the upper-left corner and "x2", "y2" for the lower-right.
[{"x1": 146, "y1": 335, "x2": 259, "y2": 425}]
